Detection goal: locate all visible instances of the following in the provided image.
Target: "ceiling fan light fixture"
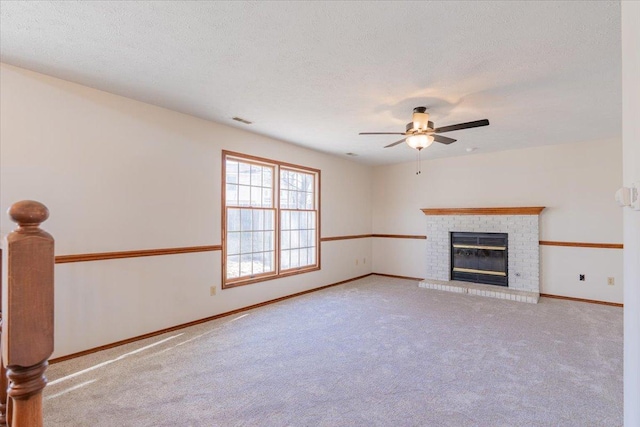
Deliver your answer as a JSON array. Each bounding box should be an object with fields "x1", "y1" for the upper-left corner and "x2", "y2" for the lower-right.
[{"x1": 406, "y1": 134, "x2": 434, "y2": 150}]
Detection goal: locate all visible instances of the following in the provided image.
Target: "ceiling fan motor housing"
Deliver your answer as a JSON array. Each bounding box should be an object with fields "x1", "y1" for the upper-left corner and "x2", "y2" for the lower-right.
[{"x1": 406, "y1": 120, "x2": 434, "y2": 134}]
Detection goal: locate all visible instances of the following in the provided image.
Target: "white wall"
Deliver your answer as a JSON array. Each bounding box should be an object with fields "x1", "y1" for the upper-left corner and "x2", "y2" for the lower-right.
[
  {"x1": 372, "y1": 139, "x2": 623, "y2": 303},
  {"x1": 622, "y1": 2, "x2": 640, "y2": 425},
  {"x1": 0, "y1": 64, "x2": 373, "y2": 358}
]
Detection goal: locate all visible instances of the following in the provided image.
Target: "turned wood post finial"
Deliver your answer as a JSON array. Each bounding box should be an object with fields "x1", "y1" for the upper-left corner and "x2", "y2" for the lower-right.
[
  {"x1": 8, "y1": 201, "x2": 49, "y2": 229},
  {"x1": 3, "y1": 200, "x2": 54, "y2": 368}
]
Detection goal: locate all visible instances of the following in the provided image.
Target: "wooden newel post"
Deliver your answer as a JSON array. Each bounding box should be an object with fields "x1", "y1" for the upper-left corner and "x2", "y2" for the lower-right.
[
  {"x1": 0, "y1": 249, "x2": 6, "y2": 427},
  {"x1": 2, "y1": 201, "x2": 54, "y2": 427}
]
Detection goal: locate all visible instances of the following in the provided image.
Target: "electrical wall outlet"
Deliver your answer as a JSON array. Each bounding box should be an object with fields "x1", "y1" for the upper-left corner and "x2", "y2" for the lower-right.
[
  {"x1": 356, "y1": 259, "x2": 359, "y2": 265},
  {"x1": 363, "y1": 258, "x2": 366, "y2": 265},
  {"x1": 608, "y1": 277, "x2": 615, "y2": 286},
  {"x1": 210, "y1": 286, "x2": 216, "y2": 296}
]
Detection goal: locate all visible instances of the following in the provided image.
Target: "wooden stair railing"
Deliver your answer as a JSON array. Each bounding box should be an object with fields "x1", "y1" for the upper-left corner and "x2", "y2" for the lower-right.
[
  {"x1": 0, "y1": 248, "x2": 6, "y2": 426},
  {"x1": 1, "y1": 201, "x2": 54, "y2": 427}
]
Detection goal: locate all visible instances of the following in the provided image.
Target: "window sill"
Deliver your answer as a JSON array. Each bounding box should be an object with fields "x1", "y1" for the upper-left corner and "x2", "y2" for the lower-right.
[{"x1": 222, "y1": 265, "x2": 320, "y2": 289}]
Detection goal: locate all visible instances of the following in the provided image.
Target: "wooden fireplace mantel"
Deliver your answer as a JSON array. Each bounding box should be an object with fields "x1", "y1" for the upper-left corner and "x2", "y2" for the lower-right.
[{"x1": 421, "y1": 207, "x2": 546, "y2": 216}]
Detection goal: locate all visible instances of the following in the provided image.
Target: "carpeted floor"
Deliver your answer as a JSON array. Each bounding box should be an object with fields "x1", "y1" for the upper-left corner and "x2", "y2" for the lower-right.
[{"x1": 43, "y1": 275, "x2": 623, "y2": 426}]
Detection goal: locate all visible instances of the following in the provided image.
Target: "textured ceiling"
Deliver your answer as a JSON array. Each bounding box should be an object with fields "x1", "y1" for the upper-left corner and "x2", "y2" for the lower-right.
[{"x1": 0, "y1": 1, "x2": 621, "y2": 165}]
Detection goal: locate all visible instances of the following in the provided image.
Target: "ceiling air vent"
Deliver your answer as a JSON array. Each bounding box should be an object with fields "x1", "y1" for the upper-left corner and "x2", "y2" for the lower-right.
[
  {"x1": 345, "y1": 152, "x2": 359, "y2": 157},
  {"x1": 232, "y1": 117, "x2": 252, "y2": 125}
]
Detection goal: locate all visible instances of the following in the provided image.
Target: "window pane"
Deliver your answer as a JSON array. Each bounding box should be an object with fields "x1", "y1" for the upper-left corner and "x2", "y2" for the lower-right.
[
  {"x1": 281, "y1": 169, "x2": 315, "y2": 210},
  {"x1": 226, "y1": 160, "x2": 238, "y2": 174},
  {"x1": 239, "y1": 163, "x2": 251, "y2": 185},
  {"x1": 226, "y1": 160, "x2": 239, "y2": 187},
  {"x1": 240, "y1": 254, "x2": 252, "y2": 276},
  {"x1": 300, "y1": 248, "x2": 308, "y2": 266},
  {"x1": 290, "y1": 211, "x2": 300, "y2": 230},
  {"x1": 308, "y1": 211, "x2": 316, "y2": 229},
  {"x1": 281, "y1": 230, "x2": 290, "y2": 250},
  {"x1": 253, "y1": 253, "x2": 264, "y2": 275},
  {"x1": 251, "y1": 165, "x2": 262, "y2": 187},
  {"x1": 279, "y1": 208, "x2": 316, "y2": 270},
  {"x1": 239, "y1": 185, "x2": 250, "y2": 206},
  {"x1": 226, "y1": 184, "x2": 238, "y2": 205},
  {"x1": 241, "y1": 231, "x2": 252, "y2": 253},
  {"x1": 264, "y1": 250, "x2": 274, "y2": 271},
  {"x1": 265, "y1": 230, "x2": 274, "y2": 250},
  {"x1": 280, "y1": 170, "x2": 290, "y2": 190},
  {"x1": 252, "y1": 231, "x2": 264, "y2": 253},
  {"x1": 228, "y1": 232, "x2": 240, "y2": 255},
  {"x1": 264, "y1": 211, "x2": 275, "y2": 231},
  {"x1": 281, "y1": 250, "x2": 290, "y2": 270},
  {"x1": 227, "y1": 209, "x2": 240, "y2": 232},
  {"x1": 306, "y1": 192, "x2": 313, "y2": 209},
  {"x1": 263, "y1": 189, "x2": 272, "y2": 207},
  {"x1": 227, "y1": 255, "x2": 240, "y2": 278},
  {"x1": 281, "y1": 210, "x2": 290, "y2": 230},
  {"x1": 263, "y1": 168, "x2": 273, "y2": 188},
  {"x1": 292, "y1": 191, "x2": 300, "y2": 210},
  {"x1": 290, "y1": 249, "x2": 300, "y2": 268},
  {"x1": 226, "y1": 205, "x2": 276, "y2": 280},
  {"x1": 240, "y1": 209, "x2": 252, "y2": 231},
  {"x1": 303, "y1": 211, "x2": 310, "y2": 229},
  {"x1": 251, "y1": 187, "x2": 262, "y2": 207},
  {"x1": 253, "y1": 210, "x2": 263, "y2": 230},
  {"x1": 290, "y1": 230, "x2": 299, "y2": 248}
]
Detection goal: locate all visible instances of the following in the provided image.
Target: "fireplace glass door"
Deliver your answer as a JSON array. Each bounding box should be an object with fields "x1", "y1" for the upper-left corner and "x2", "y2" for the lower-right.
[{"x1": 450, "y1": 232, "x2": 508, "y2": 286}]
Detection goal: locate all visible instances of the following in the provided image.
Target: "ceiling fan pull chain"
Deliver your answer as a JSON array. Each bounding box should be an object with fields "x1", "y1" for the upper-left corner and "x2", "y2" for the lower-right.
[{"x1": 416, "y1": 150, "x2": 422, "y2": 175}]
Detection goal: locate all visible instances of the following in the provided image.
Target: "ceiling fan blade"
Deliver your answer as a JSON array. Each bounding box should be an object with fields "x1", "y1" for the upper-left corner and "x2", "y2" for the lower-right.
[
  {"x1": 433, "y1": 134, "x2": 457, "y2": 145},
  {"x1": 384, "y1": 138, "x2": 407, "y2": 148},
  {"x1": 359, "y1": 132, "x2": 405, "y2": 135},
  {"x1": 434, "y1": 119, "x2": 490, "y2": 133}
]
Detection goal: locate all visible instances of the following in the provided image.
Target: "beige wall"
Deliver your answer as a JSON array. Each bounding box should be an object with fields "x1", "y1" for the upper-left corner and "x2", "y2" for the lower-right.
[
  {"x1": 0, "y1": 64, "x2": 373, "y2": 358},
  {"x1": 372, "y1": 139, "x2": 623, "y2": 303},
  {"x1": 0, "y1": 61, "x2": 626, "y2": 359}
]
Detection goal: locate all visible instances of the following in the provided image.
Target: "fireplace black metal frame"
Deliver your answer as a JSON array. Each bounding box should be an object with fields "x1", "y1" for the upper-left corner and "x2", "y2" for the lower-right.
[{"x1": 450, "y1": 232, "x2": 508, "y2": 287}]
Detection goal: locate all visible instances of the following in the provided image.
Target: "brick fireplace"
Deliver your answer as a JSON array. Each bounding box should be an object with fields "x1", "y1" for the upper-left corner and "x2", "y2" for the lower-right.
[{"x1": 419, "y1": 207, "x2": 545, "y2": 303}]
